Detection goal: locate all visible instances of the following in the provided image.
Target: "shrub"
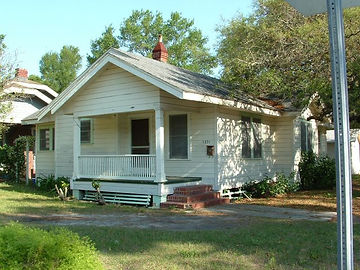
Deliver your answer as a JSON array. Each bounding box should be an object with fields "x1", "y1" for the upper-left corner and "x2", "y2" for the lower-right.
[
  {"x1": 0, "y1": 136, "x2": 35, "y2": 181},
  {"x1": 37, "y1": 175, "x2": 70, "y2": 194},
  {"x1": 0, "y1": 223, "x2": 103, "y2": 270},
  {"x1": 242, "y1": 172, "x2": 298, "y2": 198},
  {"x1": 298, "y1": 151, "x2": 336, "y2": 190}
]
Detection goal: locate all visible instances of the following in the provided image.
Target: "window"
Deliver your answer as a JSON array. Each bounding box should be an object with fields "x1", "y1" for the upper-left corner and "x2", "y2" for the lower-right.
[
  {"x1": 81, "y1": 119, "x2": 92, "y2": 144},
  {"x1": 39, "y1": 127, "x2": 54, "y2": 151},
  {"x1": 300, "y1": 121, "x2": 313, "y2": 152},
  {"x1": 169, "y1": 114, "x2": 188, "y2": 159},
  {"x1": 241, "y1": 116, "x2": 262, "y2": 158},
  {"x1": 39, "y1": 129, "x2": 50, "y2": 150}
]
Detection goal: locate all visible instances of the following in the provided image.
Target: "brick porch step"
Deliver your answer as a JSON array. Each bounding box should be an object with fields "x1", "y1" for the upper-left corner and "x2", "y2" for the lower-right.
[
  {"x1": 161, "y1": 197, "x2": 230, "y2": 209},
  {"x1": 161, "y1": 184, "x2": 230, "y2": 209},
  {"x1": 167, "y1": 191, "x2": 220, "y2": 203},
  {"x1": 173, "y1": 185, "x2": 213, "y2": 195}
]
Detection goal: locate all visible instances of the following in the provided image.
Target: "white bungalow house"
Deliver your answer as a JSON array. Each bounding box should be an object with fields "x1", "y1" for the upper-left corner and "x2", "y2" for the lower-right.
[{"x1": 22, "y1": 38, "x2": 327, "y2": 207}]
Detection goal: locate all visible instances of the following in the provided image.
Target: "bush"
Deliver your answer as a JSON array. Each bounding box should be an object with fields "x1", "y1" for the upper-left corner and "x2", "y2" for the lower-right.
[
  {"x1": 0, "y1": 223, "x2": 103, "y2": 270},
  {"x1": 0, "y1": 136, "x2": 35, "y2": 181},
  {"x1": 242, "y1": 172, "x2": 298, "y2": 198},
  {"x1": 299, "y1": 151, "x2": 336, "y2": 190},
  {"x1": 37, "y1": 175, "x2": 70, "y2": 194}
]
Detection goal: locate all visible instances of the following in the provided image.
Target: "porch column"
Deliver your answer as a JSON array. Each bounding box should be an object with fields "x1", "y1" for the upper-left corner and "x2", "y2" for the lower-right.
[
  {"x1": 73, "y1": 117, "x2": 81, "y2": 180},
  {"x1": 155, "y1": 109, "x2": 165, "y2": 182}
]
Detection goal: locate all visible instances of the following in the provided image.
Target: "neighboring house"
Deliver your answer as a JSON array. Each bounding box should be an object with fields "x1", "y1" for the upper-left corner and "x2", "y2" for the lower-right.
[
  {"x1": 327, "y1": 129, "x2": 360, "y2": 174},
  {"x1": 22, "y1": 38, "x2": 328, "y2": 207},
  {"x1": 1, "y1": 68, "x2": 58, "y2": 145}
]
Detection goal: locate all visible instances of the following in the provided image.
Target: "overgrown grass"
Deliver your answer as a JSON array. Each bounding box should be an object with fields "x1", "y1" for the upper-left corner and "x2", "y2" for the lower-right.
[
  {"x1": 237, "y1": 175, "x2": 360, "y2": 216},
  {"x1": 66, "y1": 222, "x2": 360, "y2": 270}
]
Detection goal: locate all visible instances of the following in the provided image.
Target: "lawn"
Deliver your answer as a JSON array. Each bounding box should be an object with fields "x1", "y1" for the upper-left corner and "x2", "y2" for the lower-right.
[
  {"x1": 1, "y1": 181, "x2": 360, "y2": 269},
  {"x1": 237, "y1": 175, "x2": 360, "y2": 216}
]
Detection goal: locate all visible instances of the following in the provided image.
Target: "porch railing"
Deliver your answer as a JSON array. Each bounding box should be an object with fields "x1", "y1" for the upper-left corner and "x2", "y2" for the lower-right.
[{"x1": 78, "y1": 155, "x2": 156, "y2": 180}]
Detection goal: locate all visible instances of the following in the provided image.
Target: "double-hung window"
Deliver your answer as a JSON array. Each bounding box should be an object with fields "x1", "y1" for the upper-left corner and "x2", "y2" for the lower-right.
[
  {"x1": 80, "y1": 119, "x2": 93, "y2": 144},
  {"x1": 169, "y1": 114, "x2": 188, "y2": 159},
  {"x1": 39, "y1": 127, "x2": 55, "y2": 151},
  {"x1": 300, "y1": 121, "x2": 313, "y2": 152},
  {"x1": 241, "y1": 116, "x2": 262, "y2": 158}
]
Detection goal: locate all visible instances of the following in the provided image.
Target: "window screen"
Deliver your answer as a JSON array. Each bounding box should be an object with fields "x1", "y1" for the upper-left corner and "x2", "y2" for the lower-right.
[
  {"x1": 241, "y1": 117, "x2": 251, "y2": 158},
  {"x1": 39, "y1": 129, "x2": 50, "y2": 151},
  {"x1": 253, "y1": 118, "x2": 262, "y2": 158},
  {"x1": 81, "y1": 119, "x2": 92, "y2": 143},
  {"x1": 169, "y1": 114, "x2": 188, "y2": 159}
]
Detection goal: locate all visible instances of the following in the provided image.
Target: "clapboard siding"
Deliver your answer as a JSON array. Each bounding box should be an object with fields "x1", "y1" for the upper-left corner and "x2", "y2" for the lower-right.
[
  {"x1": 216, "y1": 108, "x2": 274, "y2": 190},
  {"x1": 62, "y1": 63, "x2": 160, "y2": 116},
  {"x1": 35, "y1": 123, "x2": 55, "y2": 178},
  {"x1": 55, "y1": 115, "x2": 73, "y2": 177},
  {"x1": 161, "y1": 92, "x2": 216, "y2": 185},
  {"x1": 271, "y1": 117, "x2": 296, "y2": 175},
  {"x1": 81, "y1": 115, "x2": 117, "y2": 155}
]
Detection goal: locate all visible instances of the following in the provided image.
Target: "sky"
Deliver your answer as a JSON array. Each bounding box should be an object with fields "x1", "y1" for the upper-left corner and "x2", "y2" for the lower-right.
[{"x1": 0, "y1": 0, "x2": 254, "y2": 77}]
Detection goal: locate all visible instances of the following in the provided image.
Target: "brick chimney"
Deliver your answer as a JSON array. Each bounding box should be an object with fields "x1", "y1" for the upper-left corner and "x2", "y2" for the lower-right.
[
  {"x1": 15, "y1": 68, "x2": 28, "y2": 80},
  {"x1": 152, "y1": 35, "x2": 168, "y2": 63}
]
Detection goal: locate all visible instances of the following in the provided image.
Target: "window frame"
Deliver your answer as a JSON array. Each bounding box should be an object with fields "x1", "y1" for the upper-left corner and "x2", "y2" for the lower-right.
[
  {"x1": 167, "y1": 113, "x2": 190, "y2": 160},
  {"x1": 241, "y1": 116, "x2": 263, "y2": 159},
  {"x1": 38, "y1": 125, "x2": 55, "y2": 152},
  {"x1": 300, "y1": 120, "x2": 313, "y2": 152},
  {"x1": 80, "y1": 118, "x2": 93, "y2": 144}
]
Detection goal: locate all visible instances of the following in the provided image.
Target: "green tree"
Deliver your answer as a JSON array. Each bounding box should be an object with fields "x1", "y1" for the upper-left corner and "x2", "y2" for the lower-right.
[
  {"x1": 0, "y1": 34, "x2": 16, "y2": 134},
  {"x1": 119, "y1": 10, "x2": 217, "y2": 74},
  {"x1": 87, "y1": 25, "x2": 119, "y2": 65},
  {"x1": 39, "y1": 45, "x2": 82, "y2": 93},
  {"x1": 217, "y1": 0, "x2": 360, "y2": 127}
]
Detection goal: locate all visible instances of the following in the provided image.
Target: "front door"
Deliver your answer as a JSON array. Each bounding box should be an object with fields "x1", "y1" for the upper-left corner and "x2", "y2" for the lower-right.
[{"x1": 131, "y1": 119, "x2": 149, "y2": 154}]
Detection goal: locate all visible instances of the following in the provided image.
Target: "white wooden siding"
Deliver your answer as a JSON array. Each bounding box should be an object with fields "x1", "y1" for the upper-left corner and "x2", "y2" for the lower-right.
[
  {"x1": 35, "y1": 123, "x2": 55, "y2": 178},
  {"x1": 216, "y1": 108, "x2": 275, "y2": 190},
  {"x1": 81, "y1": 115, "x2": 117, "y2": 155},
  {"x1": 62, "y1": 63, "x2": 160, "y2": 117},
  {"x1": 161, "y1": 91, "x2": 216, "y2": 186},
  {"x1": 55, "y1": 115, "x2": 73, "y2": 178}
]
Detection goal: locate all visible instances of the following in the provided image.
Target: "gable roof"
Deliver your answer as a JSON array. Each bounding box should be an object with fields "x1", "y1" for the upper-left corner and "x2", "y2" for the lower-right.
[
  {"x1": 5, "y1": 78, "x2": 58, "y2": 103},
  {"x1": 28, "y1": 48, "x2": 281, "y2": 122}
]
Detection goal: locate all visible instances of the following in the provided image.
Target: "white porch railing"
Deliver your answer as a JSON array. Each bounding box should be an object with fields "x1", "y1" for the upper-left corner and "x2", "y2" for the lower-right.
[{"x1": 78, "y1": 155, "x2": 156, "y2": 180}]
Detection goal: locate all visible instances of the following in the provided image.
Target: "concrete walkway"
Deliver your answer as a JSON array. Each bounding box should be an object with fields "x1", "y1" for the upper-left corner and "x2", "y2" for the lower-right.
[{"x1": 4, "y1": 204, "x2": 342, "y2": 231}]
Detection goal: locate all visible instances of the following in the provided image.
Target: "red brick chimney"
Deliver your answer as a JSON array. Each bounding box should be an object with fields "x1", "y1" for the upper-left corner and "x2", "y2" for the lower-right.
[
  {"x1": 152, "y1": 35, "x2": 168, "y2": 63},
  {"x1": 15, "y1": 68, "x2": 28, "y2": 80}
]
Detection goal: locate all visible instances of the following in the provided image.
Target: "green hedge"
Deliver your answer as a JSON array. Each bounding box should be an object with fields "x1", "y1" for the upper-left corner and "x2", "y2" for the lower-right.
[
  {"x1": 242, "y1": 172, "x2": 298, "y2": 198},
  {"x1": 298, "y1": 151, "x2": 336, "y2": 190},
  {"x1": 0, "y1": 223, "x2": 103, "y2": 270}
]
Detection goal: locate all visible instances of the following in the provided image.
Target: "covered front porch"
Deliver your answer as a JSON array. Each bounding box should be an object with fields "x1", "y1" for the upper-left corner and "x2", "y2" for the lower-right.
[{"x1": 70, "y1": 108, "x2": 203, "y2": 206}]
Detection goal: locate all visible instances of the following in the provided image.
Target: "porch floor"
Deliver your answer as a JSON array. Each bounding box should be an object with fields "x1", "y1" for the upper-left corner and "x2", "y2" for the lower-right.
[{"x1": 75, "y1": 176, "x2": 202, "y2": 185}]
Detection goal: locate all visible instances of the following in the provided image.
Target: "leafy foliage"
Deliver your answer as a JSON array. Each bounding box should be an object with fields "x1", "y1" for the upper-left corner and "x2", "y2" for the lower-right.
[
  {"x1": 119, "y1": 10, "x2": 217, "y2": 74},
  {"x1": 242, "y1": 172, "x2": 298, "y2": 198},
  {"x1": 0, "y1": 136, "x2": 34, "y2": 181},
  {"x1": 0, "y1": 34, "x2": 17, "y2": 135},
  {"x1": 37, "y1": 175, "x2": 70, "y2": 194},
  {"x1": 87, "y1": 25, "x2": 119, "y2": 65},
  {"x1": 216, "y1": 0, "x2": 360, "y2": 126},
  {"x1": 299, "y1": 151, "x2": 336, "y2": 190},
  {"x1": 39, "y1": 45, "x2": 82, "y2": 93},
  {"x1": 0, "y1": 223, "x2": 103, "y2": 270}
]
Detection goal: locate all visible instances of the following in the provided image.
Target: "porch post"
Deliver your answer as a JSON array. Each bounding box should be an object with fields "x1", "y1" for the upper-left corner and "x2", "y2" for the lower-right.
[
  {"x1": 73, "y1": 117, "x2": 81, "y2": 180},
  {"x1": 155, "y1": 109, "x2": 166, "y2": 182}
]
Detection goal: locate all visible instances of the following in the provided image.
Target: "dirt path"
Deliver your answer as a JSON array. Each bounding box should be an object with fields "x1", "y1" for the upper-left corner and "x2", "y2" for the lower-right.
[{"x1": 2, "y1": 204, "x2": 346, "y2": 231}]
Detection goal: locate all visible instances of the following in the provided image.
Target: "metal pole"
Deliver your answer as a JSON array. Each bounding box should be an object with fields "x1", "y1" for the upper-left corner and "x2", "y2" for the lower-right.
[{"x1": 327, "y1": 0, "x2": 353, "y2": 269}]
